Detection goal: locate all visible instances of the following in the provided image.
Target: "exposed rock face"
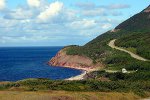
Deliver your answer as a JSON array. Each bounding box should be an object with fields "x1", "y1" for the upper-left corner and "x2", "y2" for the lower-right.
[
  {"x1": 144, "y1": 5, "x2": 150, "y2": 13},
  {"x1": 48, "y1": 47, "x2": 104, "y2": 71}
]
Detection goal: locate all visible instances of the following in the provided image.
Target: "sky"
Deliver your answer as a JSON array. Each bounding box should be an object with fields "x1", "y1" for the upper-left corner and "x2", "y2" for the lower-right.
[{"x1": 0, "y1": 0, "x2": 149, "y2": 46}]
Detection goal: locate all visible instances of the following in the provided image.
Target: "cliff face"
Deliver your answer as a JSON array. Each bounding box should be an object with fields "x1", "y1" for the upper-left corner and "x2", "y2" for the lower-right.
[{"x1": 48, "y1": 47, "x2": 104, "y2": 71}]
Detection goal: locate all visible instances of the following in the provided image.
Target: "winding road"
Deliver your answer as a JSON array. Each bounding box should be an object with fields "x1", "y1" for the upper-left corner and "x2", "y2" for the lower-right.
[
  {"x1": 109, "y1": 39, "x2": 150, "y2": 100},
  {"x1": 108, "y1": 39, "x2": 149, "y2": 62}
]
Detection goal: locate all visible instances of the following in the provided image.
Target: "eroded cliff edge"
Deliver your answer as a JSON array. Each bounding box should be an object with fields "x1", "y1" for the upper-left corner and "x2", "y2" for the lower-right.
[{"x1": 48, "y1": 47, "x2": 104, "y2": 72}]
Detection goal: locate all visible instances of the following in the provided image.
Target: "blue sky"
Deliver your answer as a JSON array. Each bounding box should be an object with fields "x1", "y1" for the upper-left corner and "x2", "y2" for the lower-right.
[{"x1": 0, "y1": 0, "x2": 149, "y2": 46}]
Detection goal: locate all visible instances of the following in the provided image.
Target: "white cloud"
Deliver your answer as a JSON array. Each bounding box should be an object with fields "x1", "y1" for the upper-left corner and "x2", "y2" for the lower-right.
[
  {"x1": 0, "y1": 18, "x2": 18, "y2": 28},
  {"x1": 4, "y1": 8, "x2": 34, "y2": 20},
  {"x1": 69, "y1": 19, "x2": 96, "y2": 29},
  {"x1": 75, "y1": 2, "x2": 95, "y2": 10},
  {"x1": 101, "y1": 23, "x2": 112, "y2": 29},
  {"x1": 0, "y1": 1, "x2": 124, "y2": 46},
  {"x1": 81, "y1": 8, "x2": 106, "y2": 17},
  {"x1": 0, "y1": 0, "x2": 6, "y2": 10},
  {"x1": 108, "y1": 4, "x2": 130, "y2": 9},
  {"x1": 0, "y1": 36, "x2": 49, "y2": 44},
  {"x1": 21, "y1": 19, "x2": 31, "y2": 23},
  {"x1": 37, "y1": 1, "x2": 63, "y2": 22},
  {"x1": 27, "y1": 0, "x2": 41, "y2": 7},
  {"x1": 0, "y1": 35, "x2": 67, "y2": 45},
  {"x1": 75, "y1": 2, "x2": 130, "y2": 17},
  {"x1": 75, "y1": 2, "x2": 130, "y2": 10}
]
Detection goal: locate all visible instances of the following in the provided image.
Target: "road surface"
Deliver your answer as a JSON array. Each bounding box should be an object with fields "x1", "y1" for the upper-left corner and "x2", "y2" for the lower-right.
[{"x1": 108, "y1": 39, "x2": 149, "y2": 62}]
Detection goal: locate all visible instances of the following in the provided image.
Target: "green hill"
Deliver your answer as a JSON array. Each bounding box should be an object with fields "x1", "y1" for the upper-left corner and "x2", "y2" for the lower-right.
[
  {"x1": 115, "y1": 5, "x2": 150, "y2": 31},
  {"x1": 65, "y1": 5, "x2": 150, "y2": 80},
  {"x1": 66, "y1": 5, "x2": 150, "y2": 68},
  {"x1": 59, "y1": 6, "x2": 150, "y2": 96}
]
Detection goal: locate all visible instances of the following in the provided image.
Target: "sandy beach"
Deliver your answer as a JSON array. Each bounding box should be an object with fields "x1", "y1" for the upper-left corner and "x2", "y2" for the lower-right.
[
  {"x1": 65, "y1": 66, "x2": 100, "y2": 81},
  {"x1": 65, "y1": 70, "x2": 87, "y2": 80}
]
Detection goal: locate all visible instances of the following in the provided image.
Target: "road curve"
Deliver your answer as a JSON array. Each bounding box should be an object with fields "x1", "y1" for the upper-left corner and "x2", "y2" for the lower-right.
[{"x1": 108, "y1": 39, "x2": 149, "y2": 62}]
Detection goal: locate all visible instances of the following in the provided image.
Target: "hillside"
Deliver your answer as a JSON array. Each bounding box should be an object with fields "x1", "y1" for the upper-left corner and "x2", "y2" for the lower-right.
[
  {"x1": 0, "y1": 91, "x2": 141, "y2": 100},
  {"x1": 115, "y1": 5, "x2": 150, "y2": 31},
  {"x1": 48, "y1": 47, "x2": 104, "y2": 72},
  {"x1": 47, "y1": 5, "x2": 150, "y2": 97},
  {"x1": 49, "y1": 5, "x2": 150, "y2": 73}
]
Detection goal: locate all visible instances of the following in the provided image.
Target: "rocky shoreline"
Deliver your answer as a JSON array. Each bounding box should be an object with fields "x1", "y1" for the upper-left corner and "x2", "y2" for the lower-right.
[{"x1": 48, "y1": 47, "x2": 104, "y2": 80}]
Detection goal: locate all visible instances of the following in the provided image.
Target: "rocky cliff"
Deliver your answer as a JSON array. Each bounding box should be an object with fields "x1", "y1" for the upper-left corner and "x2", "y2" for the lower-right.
[{"x1": 48, "y1": 47, "x2": 104, "y2": 72}]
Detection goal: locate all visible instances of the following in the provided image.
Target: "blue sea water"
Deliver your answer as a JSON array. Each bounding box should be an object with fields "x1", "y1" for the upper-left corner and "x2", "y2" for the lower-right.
[{"x1": 0, "y1": 47, "x2": 82, "y2": 81}]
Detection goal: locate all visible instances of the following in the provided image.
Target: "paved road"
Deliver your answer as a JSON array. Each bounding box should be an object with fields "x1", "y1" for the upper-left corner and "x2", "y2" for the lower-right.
[{"x1": 108, "y1": 39, "x2": 149, "y2": 62}]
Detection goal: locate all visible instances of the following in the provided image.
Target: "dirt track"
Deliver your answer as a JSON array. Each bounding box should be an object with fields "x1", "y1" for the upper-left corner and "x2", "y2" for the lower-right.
[{"x1": 108, "y1": 39, "x2": 149, "y2": 62}]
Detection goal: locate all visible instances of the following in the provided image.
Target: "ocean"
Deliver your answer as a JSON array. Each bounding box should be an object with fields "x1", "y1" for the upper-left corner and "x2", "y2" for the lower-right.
[{"x1": 0, "y1": 47, "x2": 82, "y2": 81}]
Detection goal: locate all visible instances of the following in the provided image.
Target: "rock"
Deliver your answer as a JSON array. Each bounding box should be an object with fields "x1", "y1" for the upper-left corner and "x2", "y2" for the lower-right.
[{"x1": 48, "y1": 47, "x2": 104, "y2": 71}]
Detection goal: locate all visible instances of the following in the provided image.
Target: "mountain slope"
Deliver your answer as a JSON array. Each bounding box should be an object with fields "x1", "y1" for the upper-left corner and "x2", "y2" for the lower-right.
[
  {"x1": 115, "y1": 5, "x2": 150, "y2": 31},
  {"x1": 49, "y1": 5, "x2": 150, "y2": 79}
]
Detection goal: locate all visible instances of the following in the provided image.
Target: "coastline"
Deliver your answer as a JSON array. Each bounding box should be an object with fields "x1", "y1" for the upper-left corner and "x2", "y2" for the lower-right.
[
  {"x1": 61, "y1": 65, "x2": 100, "y2": 81},
  {"x1": 48, "y1": 47, "x2": 103, "y2": 80},
  {"x1": 65, "y1": 70, "x2": 87, "y2": 80}
]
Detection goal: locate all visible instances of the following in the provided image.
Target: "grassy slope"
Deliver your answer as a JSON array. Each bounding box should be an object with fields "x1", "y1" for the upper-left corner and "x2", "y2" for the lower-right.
[
  {"x1": 65, "y1": 6, "x2": 150, "y2": 73},
  {"x1": 114, "y1": 6, "x2": 150, "y2": 59},
  {"x1": 115, "y1": 11, "x2": 150, "y2": 31},
  {"x1": 66, "y1": 30, "x2": 150, "y2": 71},
  {"x1": 115, "y1": 32, "x2": 150, "y2": 59},
  {"x1": 0, "y1": 78, "x2": 150, "y2": 97},
  {"x1": 0, "y1": 91, "x2": 141, "y2": 100}
]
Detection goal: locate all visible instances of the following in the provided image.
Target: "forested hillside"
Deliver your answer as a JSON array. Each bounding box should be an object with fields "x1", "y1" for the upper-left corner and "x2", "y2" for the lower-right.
[
  {"x1": 65, "y1": 5, "x2": 150, "y2": 82},
  {"x1": 66, "y1": 5, "x2": 150, "y2": 68},
  {"x1": 115, "y1": 5, "x2": 150, "y2": 31}
]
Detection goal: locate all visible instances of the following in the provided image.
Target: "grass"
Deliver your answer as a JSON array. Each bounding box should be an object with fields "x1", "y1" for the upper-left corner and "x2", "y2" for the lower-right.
[
  {"x1": 0, "y1": 91, "x2": 142, "y2": 100},
  {"x1": 1, "y1": 78, "x2": 146, "y2": 99},
  {"x1": 123, "y1": 47, "x2": 137, "y2": 54}
]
